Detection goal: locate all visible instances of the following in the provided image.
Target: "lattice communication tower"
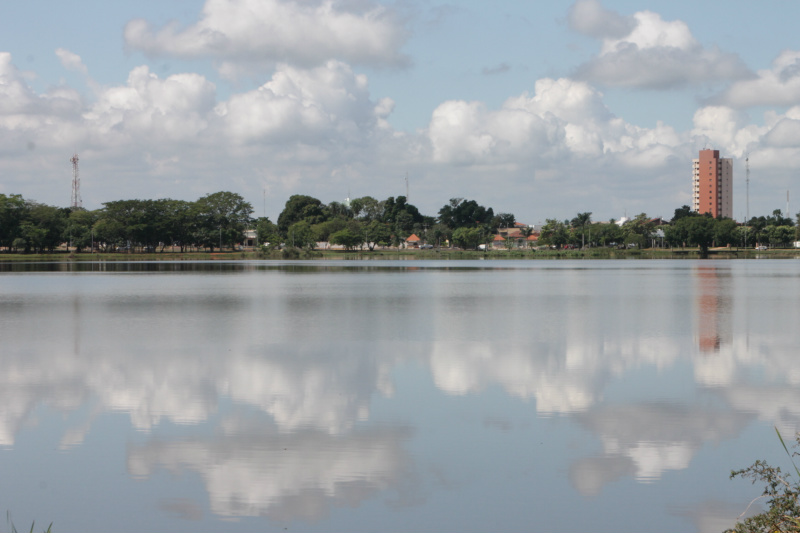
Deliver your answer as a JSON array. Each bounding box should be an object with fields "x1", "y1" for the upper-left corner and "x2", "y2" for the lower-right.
[{"x1": 70, "y1": 153, "x2": 82, "y2": 209}]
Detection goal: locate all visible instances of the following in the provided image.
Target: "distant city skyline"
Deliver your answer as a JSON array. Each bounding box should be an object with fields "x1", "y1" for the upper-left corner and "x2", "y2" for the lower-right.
[{"x1": 1, "y1": 0, "x2": 800, "y2": 222}]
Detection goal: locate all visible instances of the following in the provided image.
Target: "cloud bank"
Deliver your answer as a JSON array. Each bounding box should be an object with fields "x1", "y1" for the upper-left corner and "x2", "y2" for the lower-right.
[
  {"x1": 569, "y1": 0, "x2": 750, "y2": 89},
  {"x1": 124, "y1": 0, "x2": 409, "y2": 77}
]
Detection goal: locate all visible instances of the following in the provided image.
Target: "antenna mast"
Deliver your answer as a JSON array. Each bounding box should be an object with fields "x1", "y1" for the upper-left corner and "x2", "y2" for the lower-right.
[
  {"x1": 70, "y1": 153, "x2": 82, "y2": 209},
  {"x1": 745, "y1": 155, "x2": 750, "y2": 248},
  {"x1": 405, "y1": 172, "x2": 409, "y2": 202}
]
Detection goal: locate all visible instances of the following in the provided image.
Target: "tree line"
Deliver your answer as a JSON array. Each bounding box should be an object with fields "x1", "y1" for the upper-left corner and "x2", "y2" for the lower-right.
[
  {"x1": 2, "y1": 190, "x2": 797, "y2": 253},
  {"x1": 537, "y1": 206, "x2": 799, "y2": 252},
  {"x1": 0, "y1": 192, "x2": 513, "y2": 253}
]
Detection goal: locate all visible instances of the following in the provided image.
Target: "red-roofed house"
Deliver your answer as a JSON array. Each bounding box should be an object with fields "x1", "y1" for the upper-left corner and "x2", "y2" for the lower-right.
[
  {"x1": 492, "y1": 233, "x2": 506, "y2": 250},
  {"x1": 405, "y1": 234, "x2": 421, "y2": 248}
]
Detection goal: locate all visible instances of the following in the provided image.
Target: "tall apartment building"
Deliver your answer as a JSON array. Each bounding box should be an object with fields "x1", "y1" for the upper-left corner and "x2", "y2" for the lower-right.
[{"x1": 692, "y1": 149, "x2": 732, "y2": 218}]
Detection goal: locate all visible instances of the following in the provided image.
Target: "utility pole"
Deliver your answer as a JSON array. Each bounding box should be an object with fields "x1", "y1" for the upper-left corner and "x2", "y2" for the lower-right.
[
  {"x1": 745, "y1": 155, "x2": 750, "y2": 248},
  {"x1": 70, "y1": 153, "x2": 82, "y2": 209}
]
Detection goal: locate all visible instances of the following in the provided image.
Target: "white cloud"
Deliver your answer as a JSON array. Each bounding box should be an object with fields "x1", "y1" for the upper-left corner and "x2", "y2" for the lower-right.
[
  {"x1": 216, "y1": 60, "x2": 383, "y2": 144},
  {"x1": 427, "y1": 77, "x2": 682, "y2": 166},
  {"x1": 567, "y1": 0, "x2": 633, "y2": 40},
  {"x1": 570, "y1": 3, "x2": 750, "y2": 89},
  {"x1": 84, "y1": 66, "x2": 218, "y2": 145},
  {"x1": 690, "y1": 106, "x2": 763, "y2": 157},
  {"x1": 716, "y1": 50, "x2": 800, "y2": 108},
  {"x1": 0, "y1": 52, "x2": 40, "y2": 114},
  {"x1": 55, "y1": 48, "x2": 88, "y2": 75},
  {"x1": 124, "y1": 0, "x2": 409, "y2": 76}
]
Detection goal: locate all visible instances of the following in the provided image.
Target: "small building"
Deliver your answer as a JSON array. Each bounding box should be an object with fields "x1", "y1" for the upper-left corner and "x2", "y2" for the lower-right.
[
  {"x1": 243, "y1": 229, "x2": 257, "y2": 248},
  {"x1": 405, "y1": 234, "x2": 421, "y2": 248},
  {"x1": 492, "y1": 233, "x2": 506, "y2": 250}
]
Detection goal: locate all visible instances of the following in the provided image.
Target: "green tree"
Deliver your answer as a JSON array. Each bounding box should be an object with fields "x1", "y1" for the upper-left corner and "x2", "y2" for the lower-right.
[
  {"x1": 325, "y1": 201, "x2": 352, "y2": 219},
  {"x1": 674, "y1": 214, "x2": 716, "y2": 253},
  {"x1": 277, "y1": 195, "x2": 326, "y2": 235},
  {"x1": 429, "y1": 224, "x2": 452, "y2": 248},
  {"x1": 312, "y1": 218, "x2": 348, "y2": 242},
  {"x1": 195, "y1": 191, "x2": 253, "y2": 251},
  {"x1": 593, "y1": 221, "x2": 623, "y2": 247},
  {"x1": 25, "y1": 202, "x2": 68, "y2": 252},
  {"x1": 438, "y1": 198, "x2": 494, "y2": 229},
  {"x1": 350, "y1": 196, "x2": 383, "y2": 222},
  {"x1": 363, "y1": 220, "x2": 392, "y2": 250},
  {"x1": 493, "y1": 212, "x2": 516, "y2": 230},
  {"x1": 157, "y1": 199, "x2": 196, "y2": 252},
  {"x1": 254, "y1": 217, "x2": 280, "y2": 248},
  {"x1": 571, "y1": 212, "x2": 592, "y2": 248},
  {"x1": 767, "y1": 225, "x2": 794, "y2": 248},
  {"x1": 394, "y1": 210, "x2": 415, "y2": 238},
  {"x1": 622, "y1": 213, "x2": 654, "y2": 249},
  {"x1": 767, "y1": 209, "x2": 794, "y2": 227},
  {"x1": 64, "y1": 209, "x2": 98, "y2": 252},
  {"x1": 287, "y1": 220, "x2": 316, "y2": 249},
  {"x1": 0, "y1": 193, "x2": 28, "y2": 251},
  {"x1": 539, "y1": 219, "x2": 568, "y2": 248},
  {"x1": 671, "y1": 205, "x2": 694, "y2": 222},
  {"x1": 330, "y1": 228, "x2": 363, "y2": 250},
  {"x1": 452, "y1": 227, "x2": 483, "y2": 249},
  {"x1": 714, "y1": 218, "x2": 739, "y2": 248}
]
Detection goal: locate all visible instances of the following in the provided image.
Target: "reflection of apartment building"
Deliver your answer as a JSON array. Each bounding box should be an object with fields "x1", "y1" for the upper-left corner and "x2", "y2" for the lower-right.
[
  {"x1": 692, "y1": 149, "x2": 732, "y2": 218},
  {"x1": 695, "y1": 266, "x2": 732, "y2": 353}
]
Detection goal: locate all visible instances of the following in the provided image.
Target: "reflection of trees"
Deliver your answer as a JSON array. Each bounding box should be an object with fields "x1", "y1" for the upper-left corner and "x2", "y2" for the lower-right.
[{"x1": 128, "y1": 418, "x2": 413, "y2": 521}]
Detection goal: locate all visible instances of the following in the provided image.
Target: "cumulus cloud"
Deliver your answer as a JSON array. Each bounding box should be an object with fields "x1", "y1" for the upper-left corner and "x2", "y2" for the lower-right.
[
  {"x1": 0, "y1": 52, "x2": 44, "y2": 114},
  {"x1": 427, "y1": 77, "x2": 682, "y2": 165},
  {"x1": 569, "y1": 2, "x2": 750, "y2": 89},
  {"x1": 690, "y1": 105, "x2": 763, "y2": 157},
  {"x1": 0, "y1": 50, "x2": 407, "y2": 203},
  {"x1": 215, "y1": 60, "x2": 386, "y2": 144},
  {"x1": 567, "y1": 0, "x2": 633, "y2": 40},
  {"x1": 124, "y1": 0, "x2": 409, "y2": 75},
  {"x1": 84, "y1": 65, "x2": 218, "y2": 145},
  {"x1": 716, "y1": 50, "x2": 800, "y2": 108}
]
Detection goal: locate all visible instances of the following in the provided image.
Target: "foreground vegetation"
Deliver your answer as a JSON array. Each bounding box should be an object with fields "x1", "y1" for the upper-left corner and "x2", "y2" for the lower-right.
[{"x1": 727, "y1": 430, "x2": 800, "y2": 533}]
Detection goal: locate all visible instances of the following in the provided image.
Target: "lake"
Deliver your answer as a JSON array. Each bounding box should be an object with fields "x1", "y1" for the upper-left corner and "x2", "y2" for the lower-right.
[{"x1": 1, "y1": 259, "x2": 799, "y2": 532}]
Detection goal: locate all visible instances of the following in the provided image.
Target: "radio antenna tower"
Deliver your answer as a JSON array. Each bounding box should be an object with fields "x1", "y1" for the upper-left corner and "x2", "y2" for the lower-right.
[
  {"x1": 70, "y1": 153, "x2": 82, "y2": 209},
  {"x1": 745, "y1": 154, "x2": 750, "y2": 247}
]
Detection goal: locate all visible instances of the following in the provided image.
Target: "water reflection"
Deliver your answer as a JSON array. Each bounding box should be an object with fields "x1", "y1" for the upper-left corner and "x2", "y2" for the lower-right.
[
  {"x1": 570, "y1": 402, "x2": 753, "y2": 493},
  {"x1": 128, "y1": 418, "x2": 412, "y2": 520},
  {"x1": 695, "y1": 266, "x2": 732, "y2": 353},
  {"x1": 2, "y1": 260, "x2": 800, "y2": 532}
]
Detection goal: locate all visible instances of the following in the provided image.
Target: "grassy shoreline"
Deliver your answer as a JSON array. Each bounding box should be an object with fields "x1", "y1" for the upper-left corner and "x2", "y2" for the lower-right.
[{"x1": 1, "y1": 247, "x2": 799, "y2": 262}]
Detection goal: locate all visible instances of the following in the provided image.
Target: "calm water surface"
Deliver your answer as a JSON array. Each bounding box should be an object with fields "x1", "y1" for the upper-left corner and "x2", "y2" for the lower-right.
[{"x1": 1, "y1": 259, "x2": 799, "y2": 532}]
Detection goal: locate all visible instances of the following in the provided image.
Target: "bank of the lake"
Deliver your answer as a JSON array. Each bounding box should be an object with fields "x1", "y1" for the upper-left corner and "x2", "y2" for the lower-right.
[{"x1": 2, "y1": 246, "x2": 800, "y2": 262}]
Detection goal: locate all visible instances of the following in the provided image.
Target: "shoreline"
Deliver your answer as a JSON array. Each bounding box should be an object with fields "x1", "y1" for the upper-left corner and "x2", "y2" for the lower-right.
[{"x1": 1, "y1": 247, "x2": 799, "y2": 262}]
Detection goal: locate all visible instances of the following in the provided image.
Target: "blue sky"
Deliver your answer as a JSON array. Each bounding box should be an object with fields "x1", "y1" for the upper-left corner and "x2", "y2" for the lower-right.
[{"x1": 2, "y1": 0, "x2": 800, "y2": 223}]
